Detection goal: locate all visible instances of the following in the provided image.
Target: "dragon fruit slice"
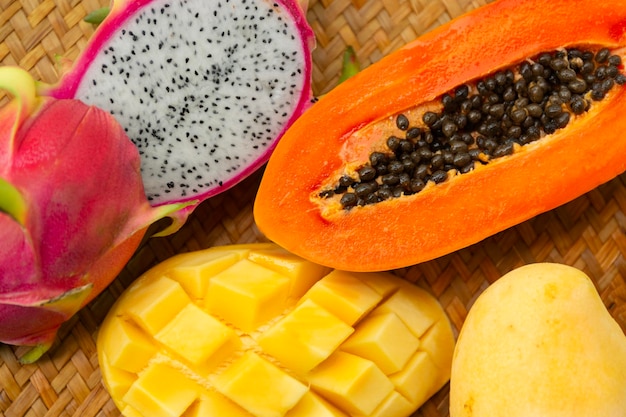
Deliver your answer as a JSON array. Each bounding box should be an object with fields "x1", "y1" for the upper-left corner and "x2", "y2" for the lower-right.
[
  {"x1": 0, "y1": 67, "x2": 184, "y2": 363},
  {"x1": 45, "y1": 0, "x2": 315, "y2": 230}
]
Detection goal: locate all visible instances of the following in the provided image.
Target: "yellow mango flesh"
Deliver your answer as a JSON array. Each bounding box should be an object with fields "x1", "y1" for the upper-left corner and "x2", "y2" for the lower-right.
[
  {"x1": 449, "y1": 263, "x2": 626, "y2": 417},
  {"x1": 98, "y1": 243, "x2": 455, "y2": 417}
]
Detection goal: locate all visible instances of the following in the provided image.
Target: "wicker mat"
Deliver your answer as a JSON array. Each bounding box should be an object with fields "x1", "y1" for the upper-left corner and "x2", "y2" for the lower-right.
[{"x1": 1, "y1": 0, "x2": 626, "y2": 416}]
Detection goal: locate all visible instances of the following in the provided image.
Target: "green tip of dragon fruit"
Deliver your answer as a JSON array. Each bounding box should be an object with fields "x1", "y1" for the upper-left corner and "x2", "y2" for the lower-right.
[
  {"x1": 338, "y1": 45, "x2": 361, "y2": 84},
  {"x1": 83, "y1": 6, "x2": 110, "y2": 25},
  {"x1": 0, "y1": 66, "x2": 187, "y2": 363}
]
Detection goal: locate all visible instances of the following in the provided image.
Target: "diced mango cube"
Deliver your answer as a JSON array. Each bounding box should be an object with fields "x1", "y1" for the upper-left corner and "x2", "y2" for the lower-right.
[
  {"x1": 358, "y1": 272, "x2": 401, "y2": 298},
  {"x1": 419, "y1": 319, "x2": 456, "y2": 376},
  {"x1": 182, "y1": 391, "x2": 251, "y2": 417},
  {"x1": 100, "y1": 352, "x2": 137, "y2": 401},
  {"x1": 125, "y1": 275, "x2": 191, "y2": 335},
  {"x1": 308, "y1": 351, "x2": 394, "y2": 415},
  {"x1": 257, "y1": 299, "x2": 354, "y2": 373},
  {"x1": 285, "y1": 391, "x2": 348, "y2": 417},
  {"x1": 372, "y1": 286, "x2": 442, "y2": 337},
  {"x1": 122, "y1": 361, "x2": 199, "y2": 417},
  {"x1": 362, "y1": 390, "x2": 415, "y2": 417},
  {"x1": 103, "y1": 318, "x2": 157, "y2": 373},
  {"x1": 301, "y1": 270, "x2": 382, "y2": 325},
  {"x1": 389, "y1": 351, "x2": 440, "y2": 406},
  {"x1": 121, "y1": 405, "x2": 144, "y2": 417},
  {"x1": 205, "y1": 259, "x2": 290, "y2": 332},
  {"x1": 340, "y1": 312, "x2": 419, "y2": 375},
  {"x1": 212, "y1": 352, "x2": 308, "y2": 417},
  {"x1": 155, "y1": 303, "x2": 240, "y2": 367},
  {"x1": 166, "y1": 251, "x2": 244, "y2": 299},
  {"x1": 247, "y1": 246, "x2": 330, "y2": 298}
]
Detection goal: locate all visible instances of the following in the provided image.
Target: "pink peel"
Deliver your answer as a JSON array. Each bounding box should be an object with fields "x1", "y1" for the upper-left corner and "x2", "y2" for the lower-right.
[{"x1": 0, "y1": 67, "x2": 186, "y2": 363}]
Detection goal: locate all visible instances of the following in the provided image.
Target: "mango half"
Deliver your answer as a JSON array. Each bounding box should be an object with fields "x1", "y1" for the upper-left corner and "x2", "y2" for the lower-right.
[
  {"x1": 97, "y1": 243, "x2": 455, "y2": 417},
  {"x1": 449, "y1": 263, "x2": 626, "y2": 417}
]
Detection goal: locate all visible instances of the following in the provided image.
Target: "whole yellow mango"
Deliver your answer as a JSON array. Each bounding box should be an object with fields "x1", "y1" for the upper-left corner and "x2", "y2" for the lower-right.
[
  {"x1": 449, "y1": 263, "x2": 626, "y2": 417},
  {"x1": 97, "y1": 243, "x2": 455, "y2": 417}
]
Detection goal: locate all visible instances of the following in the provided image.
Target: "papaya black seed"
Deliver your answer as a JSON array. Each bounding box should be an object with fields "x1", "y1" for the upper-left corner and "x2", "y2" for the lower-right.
[
  {"x1": 492, "y1": 142, "x2": 514, "y2": 157},
  {"x1": 467, "y1": 109, "x2": 482, "y2": 124},
  {"x1": 580, "y1": 60, "x2": 595, "y2": 75},
  {"x1": 369, "y1": 152, "x2": 387, "y2": 167},
  {"x1": 596, "y1": 47, "x2": 610, "y2": 63},
  {"x1": 607, "y1": 65, "x2": 619, "y2": 78},
  {"x1": 442, "y1": 119, "x2": 458, "y2": 137},
  {"x1": 398, "y1": 173, "x2": 411, "y2": 189},
  {"x1": 396, "y1": 114, "x2": 410, "y2": 130},
  {"x1": 364, "y1": 193, "x2": 378, "y2": 205},
  {"x1": 430, "y1": 170, "x2": 448, "y2": 184},
  {"x1": 455, "y1": 84, "x2": 470, "y2": 100},
  {"x1": 569, "y1": 96, "x2": 587, "y2": 114},
  {"x1": 410, "y1": 178, "x2": 425, "y2": 193},
  {"x1": 557, "y1": 68, "x2": 577, "y2": 82},
  {"x1": 418, "y1": 147, "x2": 433, "y2": 160},
  {"x1": 555, "y1": 112, "x2": 571, "y2": 129},
  {"x1": 382, "y1": 173, "x2": 400, "y2": 186},
  {"x1": 510, "y1": 108, "x2": 528, "y2": 124},
  {"x1": 460, "y1": 162, "x2": 475, "y2": 174},
  {"x1": 340, "y1": 193, "x2": 358, "y2": 208},
  {"x1": 397, "y1": 139, "x2": 413, "y2": 154},
  {"x1": 526, "y1": 103, "x2": 544, "y2": 118},
  {"x1": 412, "y1": 166, "x2": 428, "y2": 181},
  {"x1": 387, "y1": 160, "x2": 405, "y2": 174},
  {"x1": 406, "y1": 127, "x2": 422, "y2": 140},
  {"x1": 528, "y1": 84, "x2": 545, "y2": 103},
  {"x1": 322, "y1": 47, "x2": 625, "y2": 209},
  {"x1": 431, "y1": 154, "x2": 445, "y2": 169},
  {"x1": 568, "y1": 78, "x2": 587, "y2": 94},
  {"x1": 453, "y1": 152, "x2": 472, "y2": 167},
  {"x1": 423, "y1": 111, "x2": 438, "y2": 126},
  {"x1": 357, "y1": 166, "x2": 377, "y2": 182},
  {"x1": 442, "y1": 150, "x2": 455, "y2": 165},
  {"x1": 386, "y1": 136, "x2": 401, "y2": 151},
  {"x1": 545, "y1": 104, "x2": 563, "y2": 119},
  {"x1": 550, "y1": 58, "x2": 568, "y2": 71},
  {"x1": 339, "y1": 175, "x2": 355, "y2": 188}
]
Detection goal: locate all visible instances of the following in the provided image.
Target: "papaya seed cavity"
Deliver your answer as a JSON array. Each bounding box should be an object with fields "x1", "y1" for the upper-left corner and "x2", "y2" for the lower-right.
[{"x1": 319, "y1": 47, "x2": 626, "y2": 210}]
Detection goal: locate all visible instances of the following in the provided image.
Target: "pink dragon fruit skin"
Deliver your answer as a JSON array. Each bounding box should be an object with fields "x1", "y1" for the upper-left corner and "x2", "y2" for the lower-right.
[
  {"x1": 0, "y1": 67, "x2": 184, "y2": 363},
  {"x1": 43, "y1": 0, "x2": 315, "y2": 232}
]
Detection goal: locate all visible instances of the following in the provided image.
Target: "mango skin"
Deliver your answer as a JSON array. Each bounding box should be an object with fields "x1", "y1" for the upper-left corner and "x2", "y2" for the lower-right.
[{"x1": 449, "y1": 263, "x2": 626, "y2": 417}]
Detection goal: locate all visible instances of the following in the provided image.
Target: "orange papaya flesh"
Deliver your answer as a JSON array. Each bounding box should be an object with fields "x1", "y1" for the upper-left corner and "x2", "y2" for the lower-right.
[{"x1": 253, "y1": 0, "x2": 626, "y2": 272}]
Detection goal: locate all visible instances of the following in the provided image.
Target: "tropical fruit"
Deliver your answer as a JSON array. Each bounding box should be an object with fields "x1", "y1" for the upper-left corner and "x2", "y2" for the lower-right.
[
  {"x1": 254, "y1": 0, "x2": 626, "y2": 271},
  {"x1": 449, "y1": 263, "x2": 626, "y2": 417},
  {"x1": 0, "y1": 67, "x2": 180, "y2": 363},
  {"x1": 98, "y1": 243, "x2": 455, "y2": 417},
  {"x1": 44, "y1": 0, "x2": 315, "y2": 232}
]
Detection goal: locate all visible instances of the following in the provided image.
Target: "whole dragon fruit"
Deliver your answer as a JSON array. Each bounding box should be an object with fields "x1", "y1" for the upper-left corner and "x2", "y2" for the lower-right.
[
  {"x1": 0, "y1": 67, "x2": 183, "y2": 363},
  {"x1": 44, "y1": 0, "x2": 315, "y2": 230}
]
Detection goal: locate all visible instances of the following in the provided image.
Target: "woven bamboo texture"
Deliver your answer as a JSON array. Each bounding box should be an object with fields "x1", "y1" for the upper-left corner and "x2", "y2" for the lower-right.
[{"x1": 1, "y1": 0, "x2": 626, "y2": 416}]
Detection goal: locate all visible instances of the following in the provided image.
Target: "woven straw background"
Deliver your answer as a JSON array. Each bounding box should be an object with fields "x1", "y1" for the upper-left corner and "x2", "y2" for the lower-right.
[{"x1": 2, "y1": 0, "x2": 626, "y2": 416}]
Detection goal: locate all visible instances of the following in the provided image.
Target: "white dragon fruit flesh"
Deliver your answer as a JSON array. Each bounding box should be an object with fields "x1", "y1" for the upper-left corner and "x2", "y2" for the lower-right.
[
  {"x1": 0, "y1": 67, "x2": 183, "y2": 363},
  {"x1": 45, "y1": 0, "x2": 315, "y2": 231}
]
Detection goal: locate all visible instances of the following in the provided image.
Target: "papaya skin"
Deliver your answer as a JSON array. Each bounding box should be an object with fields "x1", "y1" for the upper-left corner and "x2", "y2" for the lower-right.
[{"x1": 253, "y1": 0, "x2": 626, "y2": 272}]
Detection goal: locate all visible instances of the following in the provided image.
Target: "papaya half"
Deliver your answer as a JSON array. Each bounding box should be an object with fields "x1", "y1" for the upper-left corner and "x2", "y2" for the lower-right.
[{"x1": 254, "y1": 0, "x2": 626, "y2": 272}]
